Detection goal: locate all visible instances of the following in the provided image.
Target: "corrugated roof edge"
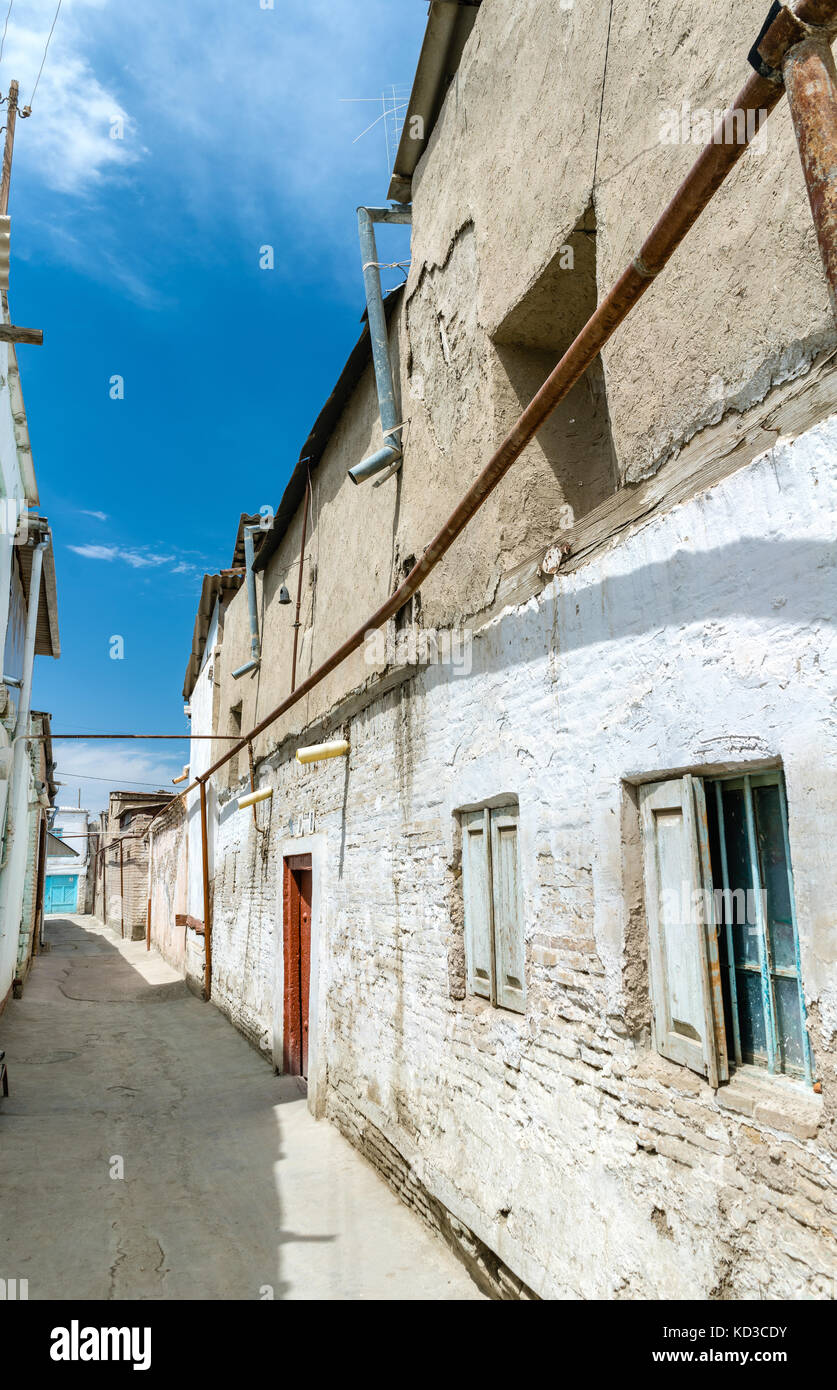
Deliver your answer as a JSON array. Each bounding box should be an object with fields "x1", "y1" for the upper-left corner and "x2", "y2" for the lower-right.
[
  {"x1": 253, "y1": 285, "x2": 404, "y2": 575},
  {"x1": 182, "y1": 570, "x2": 245, "y2": 700},
  {"x1": 387, "y1": 0, "x2": 482, "y2": 205}
]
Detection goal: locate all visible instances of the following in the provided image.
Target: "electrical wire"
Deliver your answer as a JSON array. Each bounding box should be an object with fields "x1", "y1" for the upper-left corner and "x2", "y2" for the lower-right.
[
  {"x1": 0, "y1": 0, "x2": 14, "y2": 70},
  {"x1": 28, "y1": 0, "x2": 62, "y2": 110},
  {"x1": 56, "y1": 772, "x2": 177, "y2": 789}
]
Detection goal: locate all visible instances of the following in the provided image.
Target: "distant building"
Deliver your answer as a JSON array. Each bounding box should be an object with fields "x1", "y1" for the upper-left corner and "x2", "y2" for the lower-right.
[
  {"x1": 92, "y1": 791, "x2": 175, "y2": 941},
  {"x1": 44, "y1": 807, "x2": 91, "y2": 916}
]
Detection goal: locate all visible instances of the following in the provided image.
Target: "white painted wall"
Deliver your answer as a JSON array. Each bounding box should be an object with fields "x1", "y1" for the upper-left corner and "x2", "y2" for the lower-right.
[
  {"x1": 183, "y1": 416, "x2": 837, "y2": 1298},
  {"x1": 186, "y1": 600, "x2": 219, "y2": 971},
  {"x1": 0, "y1": 336, "x2": 38, "y2": 1003}
]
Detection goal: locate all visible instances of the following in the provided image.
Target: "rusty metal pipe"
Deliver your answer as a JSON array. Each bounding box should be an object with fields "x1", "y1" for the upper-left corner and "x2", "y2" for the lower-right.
[
  {"x1": 146, "y1": 827, "x2": 154, "y2": 952},
  {"x1": 146, "y1": 0, "x2": 837, "y2": 824},
  {"x1": 199, "y1": 781, "x2": 211, "y2": 1001},
  {"x1": 290, "y1": 475, "x2": 310, "y2": 694},
  {"x1": 193, "y1": 72, "x2": 792, "y2": 788},
  {"x1": 118, "y1": 839, "x2": 124, "y2": 938},
  {"x1": 781, "y1": 31, "x2": 837, "y2": 315}
]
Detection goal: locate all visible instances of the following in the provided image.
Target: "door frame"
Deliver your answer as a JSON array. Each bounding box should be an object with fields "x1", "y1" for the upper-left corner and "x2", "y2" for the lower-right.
[
  {"x1": 273, "y1": 833, "x2": 326, "y2": 1116},
  {"x1": 282, "y1": 853, "x2": 312, "y2": 1079},
  {"x1": 44, "y1": 874, "x2": 78, "y2": 914}
]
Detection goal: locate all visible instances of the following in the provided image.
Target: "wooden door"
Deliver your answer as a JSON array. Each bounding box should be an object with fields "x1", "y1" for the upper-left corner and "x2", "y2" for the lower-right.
[{"x1": 283, "y1": 855, "x2": 312, "y2": 1077}]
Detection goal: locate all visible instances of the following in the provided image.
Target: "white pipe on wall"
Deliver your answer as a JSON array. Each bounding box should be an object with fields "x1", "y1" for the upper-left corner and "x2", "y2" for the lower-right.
[
  {"x1": 237, "y1": 786, "x2": 273, "y2": 811},
  {"x1": 296, "y1": 740, "x2": 350, "y2": 765}
]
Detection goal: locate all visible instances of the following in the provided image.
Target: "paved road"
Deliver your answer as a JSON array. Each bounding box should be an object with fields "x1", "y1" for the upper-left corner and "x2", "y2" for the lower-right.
[{"x1": 0, "y1": 916, "x2": 482, "y2": 1301}]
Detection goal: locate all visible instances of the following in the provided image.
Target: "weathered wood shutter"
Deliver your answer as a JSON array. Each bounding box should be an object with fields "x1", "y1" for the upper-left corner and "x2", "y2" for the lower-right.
[
  {"x1": 461, "y1": 809, "x2": 494, "y2": 1000},
  {"x1": 640, "y1": 775, "x2": 726, "y2": 1086},
  {"x1": 490, "y1": 806, "x2": 525, "y2": 1013}
]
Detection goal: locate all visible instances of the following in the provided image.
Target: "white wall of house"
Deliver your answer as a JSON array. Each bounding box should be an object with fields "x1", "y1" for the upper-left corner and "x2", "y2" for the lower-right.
[
  {"x1": 0, "y1": 330, "x2": 41, "y2": 1005},
  {"x1": 193, "y1": 417, "x2": 837, "y2": 1299}
]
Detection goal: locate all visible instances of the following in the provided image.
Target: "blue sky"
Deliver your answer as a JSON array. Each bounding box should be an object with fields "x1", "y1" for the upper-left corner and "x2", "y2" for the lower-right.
[{"x1": 5, "y1": 0, "x2": 425, "y2": 808}]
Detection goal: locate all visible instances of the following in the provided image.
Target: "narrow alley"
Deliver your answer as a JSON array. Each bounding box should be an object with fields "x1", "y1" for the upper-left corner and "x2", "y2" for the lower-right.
[
  {"x1": 1, "y1": 0, "x2": 836, "y2": 1335},
  {"x1": 0, "y1": 917, "x2": 483, "y2": 1301}
]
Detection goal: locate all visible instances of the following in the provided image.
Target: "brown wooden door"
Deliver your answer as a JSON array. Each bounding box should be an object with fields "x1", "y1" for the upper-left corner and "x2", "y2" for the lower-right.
[{"x1": 283, "y1": 854, "x2": 312, "y2": 1078}]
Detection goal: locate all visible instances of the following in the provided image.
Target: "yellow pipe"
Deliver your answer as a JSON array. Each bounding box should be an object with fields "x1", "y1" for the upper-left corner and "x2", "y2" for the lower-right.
[
  {"x1": 172, "y1": 766, "x2": 189, "y2": 785},
  {"x1": 238, "y1": 786, "x2": 274, "y2": 810},
  {"x1": 296, "y1": 739, "x2": 349, "y2": 765}
]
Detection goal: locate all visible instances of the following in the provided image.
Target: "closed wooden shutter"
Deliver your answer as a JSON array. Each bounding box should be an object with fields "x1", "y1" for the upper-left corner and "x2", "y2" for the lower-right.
[
  {"x1": 461, "y1": 809, "x2": 494, "y2": 1000},
  {"x1": 640, "y1": 776, "x2": 725, "y2": 1086},
  {"x1": 490, "y1": 807, "x2": 525, "y2": 1013}
]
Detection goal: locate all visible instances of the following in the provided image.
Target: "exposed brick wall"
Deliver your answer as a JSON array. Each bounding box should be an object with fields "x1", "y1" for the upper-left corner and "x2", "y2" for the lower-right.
[
  {"x1": 153, "y1": 424, "x2": 837, "y2": 1299},
  {"x1": 148, "y1": 802, "x2": 190, "y2": 974}
]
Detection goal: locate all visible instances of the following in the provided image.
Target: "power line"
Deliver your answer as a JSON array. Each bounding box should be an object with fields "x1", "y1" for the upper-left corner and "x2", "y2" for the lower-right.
[
  {"x1": 56, "y1": 772, "x2": 177, "y2": 789},
  {"x1": 28, "y1": 0, "x2": 62, "y2": 110},
  {"x1": 0, "y1": 0, "x2": 14, "y2": 69}
]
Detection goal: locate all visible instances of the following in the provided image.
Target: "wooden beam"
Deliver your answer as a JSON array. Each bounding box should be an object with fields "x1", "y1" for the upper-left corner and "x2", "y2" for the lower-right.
[{"x1": 0, "y1": 324, "x2": 43, "y2": 345}]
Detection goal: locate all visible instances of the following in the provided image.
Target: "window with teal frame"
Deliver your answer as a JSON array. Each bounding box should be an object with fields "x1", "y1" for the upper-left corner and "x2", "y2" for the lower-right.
[{"x1": 705, "y1": 771, "x2": 812, "y2": 1084}]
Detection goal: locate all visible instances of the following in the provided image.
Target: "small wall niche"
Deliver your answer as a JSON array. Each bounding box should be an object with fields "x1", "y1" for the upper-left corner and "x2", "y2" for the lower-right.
[{"x1": 491, "y1": 206, "x2": 618, "y2": 526}]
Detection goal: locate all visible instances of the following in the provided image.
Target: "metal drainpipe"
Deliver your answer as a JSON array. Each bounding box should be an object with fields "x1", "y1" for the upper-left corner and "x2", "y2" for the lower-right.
[
  {"x1": 760, "y1": 4, "x2": 837, "y2": 318},
  {"x1": 118, "y1": 838, "x2": 124, "y2": 938},
  {"x1": 349, "y1": 204, "x2": 412, "y2": 484},
  {"x1": 146, "y1": 828, "x2": 154, "y2": 951},
  {"x1": 290, "y1": 477, "x2": 310, "y2": 692},
  {"x1": 232, "y1": 525, "x2": 261, "y2": 680}
]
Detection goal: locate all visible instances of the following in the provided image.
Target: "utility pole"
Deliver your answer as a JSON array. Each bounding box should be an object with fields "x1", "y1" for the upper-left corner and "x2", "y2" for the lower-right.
[{"x1": 1, "y1": 81, "x2": 20, "y2": 218}]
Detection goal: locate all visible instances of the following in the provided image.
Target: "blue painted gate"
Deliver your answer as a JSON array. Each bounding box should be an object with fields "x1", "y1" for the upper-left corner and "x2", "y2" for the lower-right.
[{"x1": 44, "y1": 875, "x2": 78, "y2": 914}]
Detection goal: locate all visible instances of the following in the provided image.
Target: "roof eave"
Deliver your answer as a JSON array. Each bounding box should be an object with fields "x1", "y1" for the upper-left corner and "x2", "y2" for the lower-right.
[
  {"x1": 253, "y1": 286, "x2": 404, "y2": 577},
  {"x1": 387, "y1": 0, "x2": 482, "y2": 204}
]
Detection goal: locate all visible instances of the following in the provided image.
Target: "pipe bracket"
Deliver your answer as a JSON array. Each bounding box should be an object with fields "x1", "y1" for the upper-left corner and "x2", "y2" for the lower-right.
[
  {"x1": 750, "y1": 2, "x2": 837, "y2": 82},
  {"x1": 632, "y1": 254, "x2": 657, "y2": 280}
]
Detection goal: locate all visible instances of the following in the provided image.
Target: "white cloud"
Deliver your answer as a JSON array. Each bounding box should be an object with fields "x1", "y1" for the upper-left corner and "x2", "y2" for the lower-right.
[
  {"x1": 5, "y1": 0, "x2": 424, "y2": 293},
  {"x1": 3, "y1": 0, "x2": 143, "y2": 194},
  {"x1": 67, "y1": 542, "x2": 200, "y2": 574},
  {"x1": 52, "y1": 737, "x2": 186, "y2": 813},
  {"x1": 78, "y1": 508, "x2": 108, "y2": 521}
]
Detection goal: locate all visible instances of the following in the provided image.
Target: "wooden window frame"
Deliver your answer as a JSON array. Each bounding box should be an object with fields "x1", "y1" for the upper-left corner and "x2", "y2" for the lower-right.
[
  {"x1": 707, "y1": 771, "x2": 812, "y2": 1085},
  {"x1": 639, "y1": 767, "x2": 812, "y2": 1089},
  {"x1": 459, "y1": 802, "x2": 525, "y2": 1014}
]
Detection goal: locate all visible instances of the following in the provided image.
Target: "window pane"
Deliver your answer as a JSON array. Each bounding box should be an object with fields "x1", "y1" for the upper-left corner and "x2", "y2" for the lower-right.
[
  {"x1": 720, "y1": 787, "x2": 759, "y2": 966},
  {"x1": 753, "y1": 783, "x2": 795, "y2": 972},
  {"x1": 735, "y1": 968, "x2": 767, "y2": 1063},
  {"x1": 774, "y1": 975, "x2": 805, "y2": 1074}
]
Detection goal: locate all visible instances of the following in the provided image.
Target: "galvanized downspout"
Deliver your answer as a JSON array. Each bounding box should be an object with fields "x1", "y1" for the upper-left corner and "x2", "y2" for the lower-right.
[
  {"x1": 232, "y1": 525, "x2": 261, "y2": 679},
  {"x1": 290, "y1": 476, "x2": 310, "y2": 692},
  {"x1": 349, "y1": 204, "x2": 412, "y2": 484}
]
